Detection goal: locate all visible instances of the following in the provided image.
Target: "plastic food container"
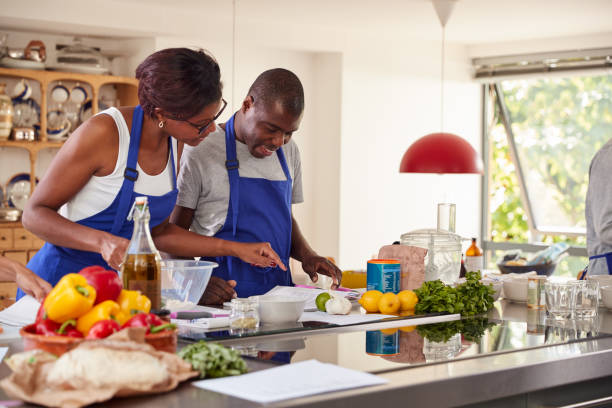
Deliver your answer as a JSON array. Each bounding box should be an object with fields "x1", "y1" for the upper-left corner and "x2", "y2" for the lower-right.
[
  {"x1": 400, "y1": 228, "x2": 462, "y2": 285},
  {"x1": 161, "y1": 259, "x2": 217, "y2": 306}
]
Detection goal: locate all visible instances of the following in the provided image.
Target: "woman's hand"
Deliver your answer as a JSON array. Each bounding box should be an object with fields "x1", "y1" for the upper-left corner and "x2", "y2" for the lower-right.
[
  {"x1": 233, "y1": 242, "x2": 287, "y2": 270},
  {"x1": 15, "y1": 266, "x2": 52, "y2": 302},
  {"x1": 100, "y1": 234, "x2": 130, "y2": 271},
  {"x1": 199, "y1": 277, "x2": 237, "y2": 305}
]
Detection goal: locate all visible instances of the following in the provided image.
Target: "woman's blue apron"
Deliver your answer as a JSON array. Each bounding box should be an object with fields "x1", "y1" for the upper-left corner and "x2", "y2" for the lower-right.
[
  {"x1": 17, "y1": 106, "x2": 178, "y2": 298},
  {"x1": 205, "y1": 114, "x2": 293, "y2": 298}
]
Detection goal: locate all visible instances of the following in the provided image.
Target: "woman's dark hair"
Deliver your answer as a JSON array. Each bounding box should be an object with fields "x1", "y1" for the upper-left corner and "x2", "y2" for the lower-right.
[{"x1": 135, "y1": 48, "x2": 222, "y2": 119}]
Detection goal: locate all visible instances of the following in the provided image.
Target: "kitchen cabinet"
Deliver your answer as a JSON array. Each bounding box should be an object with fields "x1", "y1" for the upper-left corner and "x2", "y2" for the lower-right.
[{"x1": 0, "y1": 66, "x2": 138, "y2": 300}]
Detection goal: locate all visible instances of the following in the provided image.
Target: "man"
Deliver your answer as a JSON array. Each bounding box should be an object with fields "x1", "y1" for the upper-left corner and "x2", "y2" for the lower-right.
[
  {"x1": 171, "y1": 68, "x2": 342, "y2": 303},
  {"x1": 586, "y1": 139, "x2": 612, "y2": 275}
]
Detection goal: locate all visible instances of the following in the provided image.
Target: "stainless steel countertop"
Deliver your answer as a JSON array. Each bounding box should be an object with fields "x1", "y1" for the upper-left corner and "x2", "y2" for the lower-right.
[{"x1": 2, "y1": 301, "x2": 612, "y2": 407}]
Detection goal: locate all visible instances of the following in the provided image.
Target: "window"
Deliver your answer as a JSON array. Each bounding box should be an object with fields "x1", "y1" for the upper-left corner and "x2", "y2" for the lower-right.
[{"x1": 483, "y1": 74, "x2": 612, "y2": 276}]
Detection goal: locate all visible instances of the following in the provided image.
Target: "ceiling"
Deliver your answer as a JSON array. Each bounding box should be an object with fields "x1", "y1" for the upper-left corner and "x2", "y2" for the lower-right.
[{"x1": 121, "y1": 0, "x2": 612, "y2": 45}]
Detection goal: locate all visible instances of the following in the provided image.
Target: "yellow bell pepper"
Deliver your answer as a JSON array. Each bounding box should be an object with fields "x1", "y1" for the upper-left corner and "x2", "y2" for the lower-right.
[
  {"x1": 76, "y1": 300, "x2": 121, "y2": 335},
  {"x1": 44, "y1": 273, "x2": 96, "y2": 323},
  {"x1": 116, "y1": 289, "x2": 151, "y2": 324}
]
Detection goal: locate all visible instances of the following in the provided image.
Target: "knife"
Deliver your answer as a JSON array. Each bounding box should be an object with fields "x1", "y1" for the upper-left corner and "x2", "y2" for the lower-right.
[{"x1": 171, "y1": 311, "x2": 223, "y2": 319}]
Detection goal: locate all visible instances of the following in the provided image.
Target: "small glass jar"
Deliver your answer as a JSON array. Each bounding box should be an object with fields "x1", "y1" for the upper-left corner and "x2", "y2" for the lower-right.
[{"x1": 229, "y1": 298, "x2": 260, "y2": 335}]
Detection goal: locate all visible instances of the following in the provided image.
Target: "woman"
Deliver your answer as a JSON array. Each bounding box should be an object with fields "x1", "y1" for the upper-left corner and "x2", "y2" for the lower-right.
[
  {"x1": 19, "y1": 48, "x2": 285, "y2": 303},
  {"x1": 0, "y1": 255, "x2": 51, "y2": 301}
]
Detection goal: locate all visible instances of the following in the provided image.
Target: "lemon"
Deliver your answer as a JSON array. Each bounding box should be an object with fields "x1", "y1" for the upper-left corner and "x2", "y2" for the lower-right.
[
  {"x1": 378, "y1": 292, "x2": 401, "y2": 315},
  {"x1": 379, "y1": 328, "x2": 398, "y2": 335},
  {"x1": 359, "y1": 290, "x2": 383, "y2": 313},
  {"x1": 398, "y1": 290, "x2": 418, "y2": 311},
  {"x1": 315, "y1": 292, "x2": 332, "y2": 312}
]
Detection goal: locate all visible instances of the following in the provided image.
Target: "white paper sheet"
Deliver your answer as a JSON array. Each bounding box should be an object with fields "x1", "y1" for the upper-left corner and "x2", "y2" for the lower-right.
[
  {"x1": 192, "y1": 359, "x2": 387, "y2": 403},
  {"x1": 0, "y1": 347, "x2": 8, "y2": 362},
  {"x1": 0, "y1": 295, "x2": 39, "y2": 327},
  {"x1": 299, "y1": 311, "x2": 398, "y2": 325},
  {"x1": 264, "y1": 286, "x2": 359, "y2": 311}
]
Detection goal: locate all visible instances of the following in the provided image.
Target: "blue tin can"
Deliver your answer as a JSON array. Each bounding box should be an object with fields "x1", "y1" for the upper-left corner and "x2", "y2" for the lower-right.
[
  {"x1": 367, "y1": 259, "x2": 401, "y2": 293},
  {"x1": 365, "y1": 330, "x2": 400, "y2": 356}
]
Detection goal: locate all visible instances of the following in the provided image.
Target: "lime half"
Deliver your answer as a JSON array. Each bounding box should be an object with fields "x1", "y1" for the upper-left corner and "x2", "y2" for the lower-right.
[{"x1": 315, "y1": 292, "x2": 332, "y2": 312}]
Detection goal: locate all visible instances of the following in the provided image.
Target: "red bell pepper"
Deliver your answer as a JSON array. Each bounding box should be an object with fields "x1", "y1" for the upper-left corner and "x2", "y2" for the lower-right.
[
  {"x1": 35, "y1": 297, "x2": 47, "y2": 322},
  {"x1": 86, "y1": 319, "x2": 121, "y2": 339},
  {"x1": 78, "y1": 265, "x2": 123, "y2": 305},
  {"x1": 35, "y1": 319, "x2": 61, "y2": 336},
  {"x1": 56, "y1": 319, "x2": 84, "y2": 338},
  {"x1": 122, "y1": 313, "x2": 175, "y2": 334}
]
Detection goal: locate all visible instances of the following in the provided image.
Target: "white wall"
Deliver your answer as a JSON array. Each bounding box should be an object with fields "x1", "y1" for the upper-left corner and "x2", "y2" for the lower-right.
[
  {"x1": 337, "y1": 41, "x2": 482, "y2": 270},
  {"x1": 11, "y1": 1, "x2": 605, "y2": 274}
]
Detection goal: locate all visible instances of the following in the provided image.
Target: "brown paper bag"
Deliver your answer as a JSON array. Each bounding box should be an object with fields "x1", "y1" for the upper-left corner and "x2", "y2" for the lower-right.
[
  {"x1": 0, "y1": 328, "x2": 198, "y2": 408},
  {"x1": 378, "y1": 245, "x2": 427, "y2": 291}
]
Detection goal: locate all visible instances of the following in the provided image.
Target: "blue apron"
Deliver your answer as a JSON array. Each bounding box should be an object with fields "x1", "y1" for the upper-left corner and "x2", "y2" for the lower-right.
[
  {"x1": 205, "y1": 114, "x2": 293, "y2": 297},
  {"x1": 18, "y1": 106, "x2": 178, "y2": 298},
  {"x1": 587, "y1": 252, "x2": 612, "y2": 276}
]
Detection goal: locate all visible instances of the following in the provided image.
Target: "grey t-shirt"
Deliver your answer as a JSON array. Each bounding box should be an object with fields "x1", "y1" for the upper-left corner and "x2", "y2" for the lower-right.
[
  {"x1": 177, "y1": 126, "x2": 304, "y2": 237},
  {"x1": 586, "y1": 138, "x2": 612, "y2": 275}
]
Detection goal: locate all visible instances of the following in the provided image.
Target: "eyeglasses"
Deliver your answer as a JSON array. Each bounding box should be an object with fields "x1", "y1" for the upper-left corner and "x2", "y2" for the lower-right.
[{"x1": 177, "y1": 98, "x2": 227, "y2": 136}]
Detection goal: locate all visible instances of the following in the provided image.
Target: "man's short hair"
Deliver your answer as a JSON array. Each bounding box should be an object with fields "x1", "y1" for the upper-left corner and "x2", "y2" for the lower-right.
[{"x1": 248, "y1": 68, "x2": 304, "y2": 116}]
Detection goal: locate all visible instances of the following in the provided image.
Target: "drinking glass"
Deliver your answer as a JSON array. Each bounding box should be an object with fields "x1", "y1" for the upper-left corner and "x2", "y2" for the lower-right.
[
  {"x1": 544, "y1": 282, "x2": 575, "y2": 320},
  {"x1": 572, "y1": 280, "x2": 599, "y2": 319},
  {"x1": 544, "y1": 317, "x2": 577, "y2": 344}
]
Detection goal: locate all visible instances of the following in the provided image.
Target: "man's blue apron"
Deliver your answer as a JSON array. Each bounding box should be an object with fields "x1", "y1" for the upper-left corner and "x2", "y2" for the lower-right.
[
  {"x1": 17, "y1": 106, "x2": 178, "y2": 298},
  {"x1": 205, "y1": 114, "x2": 293, "y2": 297}
]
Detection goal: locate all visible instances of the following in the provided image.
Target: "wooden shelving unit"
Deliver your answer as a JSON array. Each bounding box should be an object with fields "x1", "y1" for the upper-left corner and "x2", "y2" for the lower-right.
[{"x1": 0, "y1": 66, "x2": 138, "y2": 268}]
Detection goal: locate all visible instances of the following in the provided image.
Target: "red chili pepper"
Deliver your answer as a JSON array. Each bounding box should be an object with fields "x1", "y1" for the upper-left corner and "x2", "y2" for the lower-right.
[
  {"x1": 35, "y1": 319, "x2": 61, "y2": 336},
  {"x1": 86, "y1": 319, "x2": 121, "y2": 339},
  {"x1": 121, "y1": 313, "x2": 165, "y2": 334}
]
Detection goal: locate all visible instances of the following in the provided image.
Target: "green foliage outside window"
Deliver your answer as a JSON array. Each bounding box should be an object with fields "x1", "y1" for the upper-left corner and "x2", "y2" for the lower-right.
[{"x1": 488, "y1": 75, "x2": 612, "y2": 276}]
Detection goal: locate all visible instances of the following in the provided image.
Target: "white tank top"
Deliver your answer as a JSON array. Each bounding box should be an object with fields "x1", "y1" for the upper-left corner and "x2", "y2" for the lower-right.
[{"x1": 59, "y1": 107, "x2": 177, "y2": 222}]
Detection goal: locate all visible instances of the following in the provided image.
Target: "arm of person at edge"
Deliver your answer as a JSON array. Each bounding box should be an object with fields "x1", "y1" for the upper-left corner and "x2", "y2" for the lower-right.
[
  {"x1": 22, "y1": 112, "x2": 286, "y2": 276},
  {"x1": 0, "y1": 255, "x2": 52, "y2": 302},
  {"x1": 590, "y1": 149, "x2": 612, "y2": 245},
  {"x1": 290, "y1": 215, "x2": 342, "y2": 289}
]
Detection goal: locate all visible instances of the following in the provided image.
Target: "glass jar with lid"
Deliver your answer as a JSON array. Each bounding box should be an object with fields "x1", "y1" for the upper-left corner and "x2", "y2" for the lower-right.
[
  {"x1": 55, "y1": 37, "x2": 110, "y2": 73},
  {"x1": 400, "y1": 228, "x2": 462, "y2": 284},
  {"x1": 229, "y1": 298, "x2": 260, "y2": 335}
]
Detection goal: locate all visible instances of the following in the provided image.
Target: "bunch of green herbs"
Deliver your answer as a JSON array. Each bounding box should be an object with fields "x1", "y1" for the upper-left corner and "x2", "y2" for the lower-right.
[
  {"x1": 178, "y1": 341, "x2": 248, "y2": 379},
  {"x1": 414, "y1": 271, "x2": 495, "y2": 316}
]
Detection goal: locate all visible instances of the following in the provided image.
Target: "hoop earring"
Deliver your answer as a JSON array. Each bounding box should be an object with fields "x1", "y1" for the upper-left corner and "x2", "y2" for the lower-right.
[{"x1": 158, "y1": 121, "x2": 165, "y2": 128}]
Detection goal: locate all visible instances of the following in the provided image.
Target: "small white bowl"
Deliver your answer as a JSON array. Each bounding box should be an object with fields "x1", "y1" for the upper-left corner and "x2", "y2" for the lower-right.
[
  {"x1": 503, "y1": 279, "x2": 528, "y2": 302},
  {"x1": 482, "y1": 279, "x2": 503, "y2": 301},
  {"x1": 601, "y1": 285, "x2": 612, "y2": 310},
  {"x1": 254, "y1": 296, "x2": 306, "y2": 324}
]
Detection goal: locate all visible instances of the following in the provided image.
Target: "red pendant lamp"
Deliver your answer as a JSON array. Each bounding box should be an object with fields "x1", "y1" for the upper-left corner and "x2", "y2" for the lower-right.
[
  {"x1": 399, "y1": 0, "x2": 483, "y2": 175},
  {"x1": 400, "y1": 132, "x2": 483, "y2": 174}
]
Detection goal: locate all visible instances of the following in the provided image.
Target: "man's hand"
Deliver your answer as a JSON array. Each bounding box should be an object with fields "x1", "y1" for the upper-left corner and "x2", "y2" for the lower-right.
[
  {"x1": 301, "y1": 256, "x2": 343, "y2": 289},
  {"x1": 199, "y1": 277, "x2": 237, "y2": 305}
]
